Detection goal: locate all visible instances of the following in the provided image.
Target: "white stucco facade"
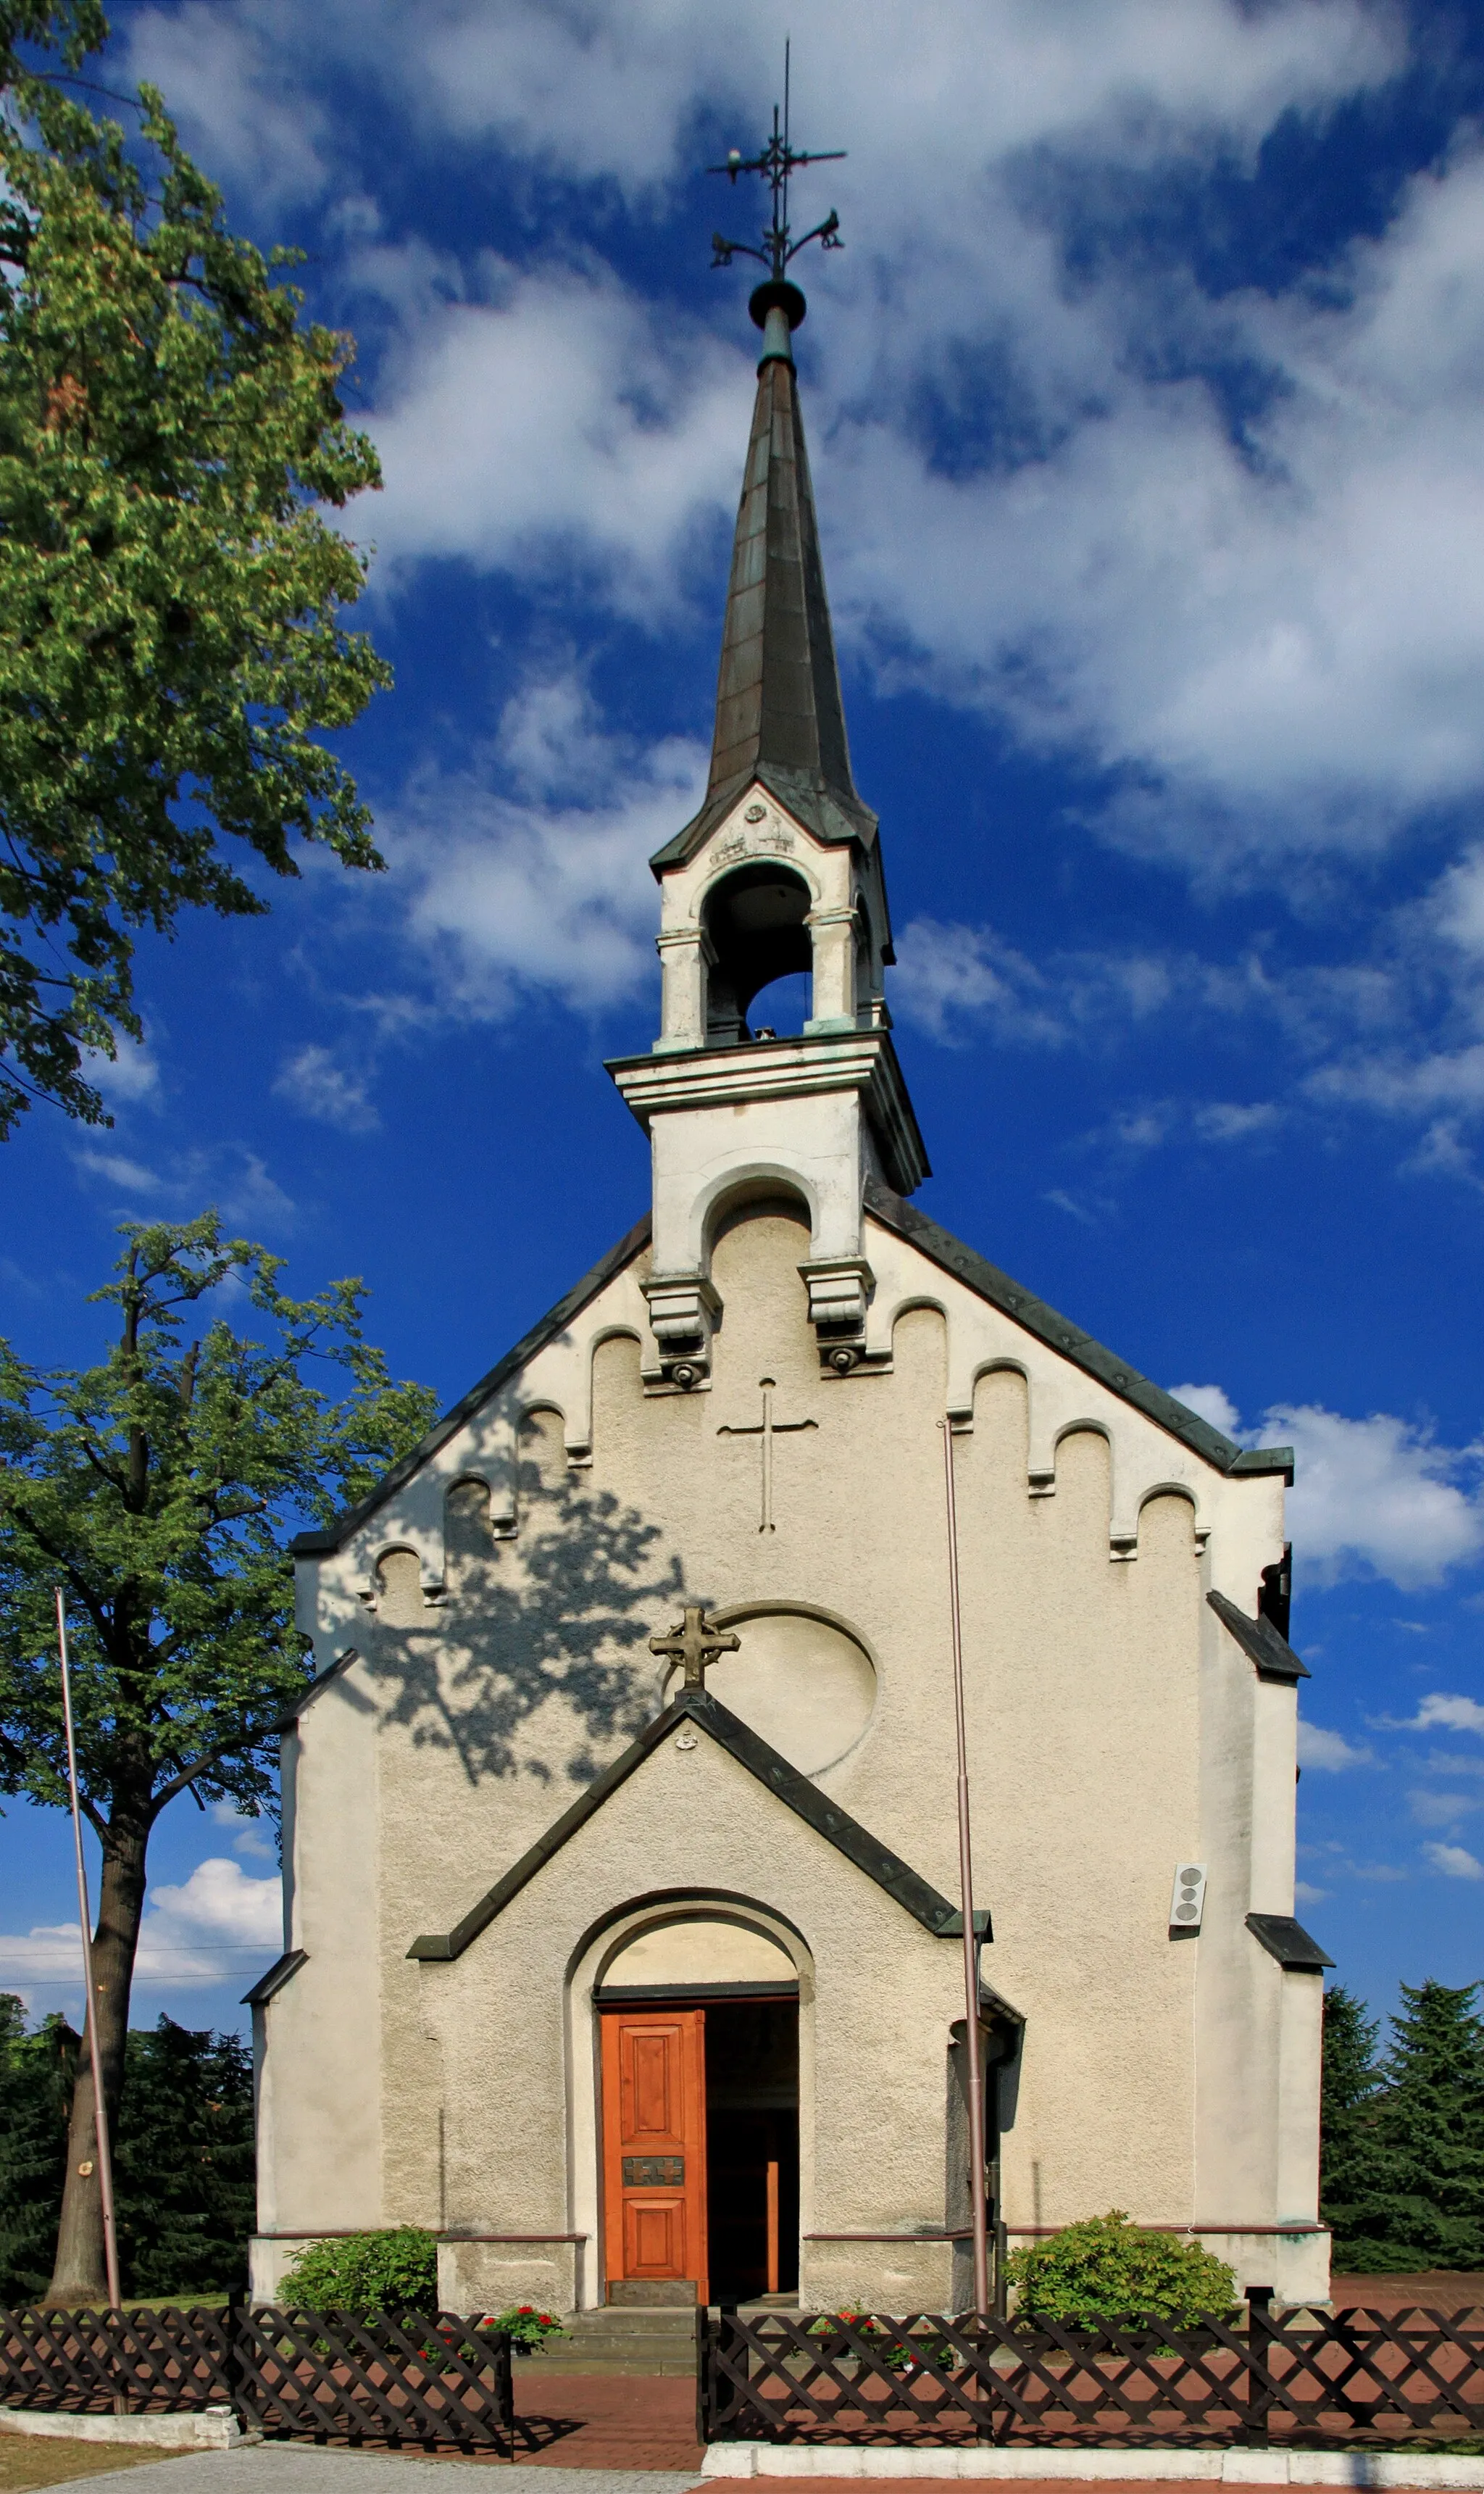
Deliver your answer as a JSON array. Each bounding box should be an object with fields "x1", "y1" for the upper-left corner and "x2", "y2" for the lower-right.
[{"x1": 249, "y1": 767, "x2": 1330, "y2": 2316}]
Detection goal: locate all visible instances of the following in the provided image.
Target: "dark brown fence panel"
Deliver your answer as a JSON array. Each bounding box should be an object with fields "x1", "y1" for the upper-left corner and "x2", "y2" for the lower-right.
[
  {"x1": 699, "y1": 2306, "x2": 1484, "y2": 2449},
  {"x1": 0, "y1": 2305, "x2": 512, "y2": 2449}
]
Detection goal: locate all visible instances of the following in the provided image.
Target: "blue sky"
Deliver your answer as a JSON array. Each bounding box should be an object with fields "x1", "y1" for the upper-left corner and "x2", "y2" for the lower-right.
[{"x1": 4, "y1": 0, "x2": 1484, "y2": 2044}]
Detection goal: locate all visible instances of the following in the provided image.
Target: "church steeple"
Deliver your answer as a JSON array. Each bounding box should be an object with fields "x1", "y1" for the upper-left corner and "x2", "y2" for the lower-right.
[
  {"x1": 653, "y1": 281, "x2": 876, "y2": 868},
  {"x1": 608, "y1": 102, "x2": 927, "y2": 1394}
]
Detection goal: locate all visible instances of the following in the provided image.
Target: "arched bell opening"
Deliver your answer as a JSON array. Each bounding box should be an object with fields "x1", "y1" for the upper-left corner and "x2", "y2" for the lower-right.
[{"x1": 702, "y1": 862, "x2": 813, "y2": 1044}]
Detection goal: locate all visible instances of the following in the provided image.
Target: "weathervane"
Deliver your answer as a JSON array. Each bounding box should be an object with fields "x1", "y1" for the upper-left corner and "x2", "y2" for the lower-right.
[{"x1": 708, "y1": 41, "x2": 845, "y2": 286}]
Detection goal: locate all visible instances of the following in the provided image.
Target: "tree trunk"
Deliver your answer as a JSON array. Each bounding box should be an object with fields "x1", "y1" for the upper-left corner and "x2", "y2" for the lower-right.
[{"x1": 46, "y1": 1819, "x2": 148, "y2": 2306}]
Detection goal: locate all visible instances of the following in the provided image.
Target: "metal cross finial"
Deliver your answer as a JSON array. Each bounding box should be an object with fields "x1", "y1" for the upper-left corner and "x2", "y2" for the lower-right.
[
  {"x1": 707, "y1": 40, "x2": 846, "y2": 281},
  {"x1": 651, "y1": 1603, "x2": 741, "y2": 1690}
]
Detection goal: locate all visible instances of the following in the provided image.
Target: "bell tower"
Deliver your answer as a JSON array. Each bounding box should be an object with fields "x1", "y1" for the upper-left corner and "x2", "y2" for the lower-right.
[{"x1": 607, "y1": 118, "x2": 928, "y2": 1392}]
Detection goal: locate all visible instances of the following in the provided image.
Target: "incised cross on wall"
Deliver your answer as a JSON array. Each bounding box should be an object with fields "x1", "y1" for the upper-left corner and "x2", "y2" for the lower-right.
[{"x1": 718, "y1": 1376, "x2": 817, "y2": 1531}]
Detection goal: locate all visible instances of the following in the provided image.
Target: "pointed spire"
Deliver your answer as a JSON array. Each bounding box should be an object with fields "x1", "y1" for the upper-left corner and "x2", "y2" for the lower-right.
[{"x1": 652, "y1": 283, "x2": 876, "y2": 870}]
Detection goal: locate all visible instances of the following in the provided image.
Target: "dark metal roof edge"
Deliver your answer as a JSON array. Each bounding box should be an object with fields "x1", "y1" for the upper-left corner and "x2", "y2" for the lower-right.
[
  {"x1": 1230, "y1": 1446, "x2": 1296, "y2": 1483},
  {"x1": 862, "y1": 1180, "x2": 1250, "y2": 1478},
  {"x1": 270, "y1": 1649, "x2": 358, "y2": 1734},
  {"x1": 291, "y1": 1213, "x2": 652, "y2": 1559},
  {"x1": 1246, "y1": 1911, "x2": 1334, "y2": 1972},
  {"x1": 649, "y1": 766, "x2": 879, "y2": 876},
  {"x1": 408, "y1": 1688, "x2": 960, "y2": 1962},
  {"x1": 242, "y1": 1948, "x2": 306, "y2": 2008},
  {"x1": 1207, "y1": 1589, "x2": 1310, "y2": 1683}
]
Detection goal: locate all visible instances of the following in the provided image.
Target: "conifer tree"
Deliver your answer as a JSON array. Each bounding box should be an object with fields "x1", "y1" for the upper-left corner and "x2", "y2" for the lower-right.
[
  {"x1": 0, "y1": 1994, "x2": 76, "y2": 2300},
  {"x1": 113, "y1": 2017, "x2": 254, "y2": 2299},
  {"x1": 1319, "y1": 1984, "x2": 1385, "y2": 2265},
  {"x1": 1322, "y1": 1979, "x2": 1484, "y2": 2271},
  {"x1": 0, "y1": 1996, "x2": 254, "y2": 2300}
]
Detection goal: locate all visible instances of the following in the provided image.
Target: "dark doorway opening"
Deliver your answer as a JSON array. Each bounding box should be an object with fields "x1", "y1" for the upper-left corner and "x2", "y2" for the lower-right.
[{"x1": 704, "y1": 1998, "x2": 799, "y2": 2306}]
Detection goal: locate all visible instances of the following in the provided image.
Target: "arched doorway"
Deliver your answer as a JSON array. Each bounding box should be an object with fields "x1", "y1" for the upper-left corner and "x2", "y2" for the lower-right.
[{"x1": 588, "y1": 1911, "x2": 803, "y2": 2307}]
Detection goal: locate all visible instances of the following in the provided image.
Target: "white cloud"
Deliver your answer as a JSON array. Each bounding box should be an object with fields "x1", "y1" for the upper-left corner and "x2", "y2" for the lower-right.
[
  {"x1": 1298, "y1": 1720, "x2": 1374, "y2": 1771},
  {"x1": 0, "y1": 1858, "x2": 281, "y2": 1993},
  {"x1": 1168, "y1": 1386, "x2": 1484, "y2": 1587},
  {"x1": 122, "y1": 1, "x2": 330, "y2": 206},
  {"x1": 72, "y1": 1142, "x2": 296, "y2": 1229},
  {"x1": 1422, "y1": 1840, "x2": 1484, "y2": 1881},
  {"x1": 1294, "y1": 1879, "x2": 1329, "y2": 1905},
  {"x1": 1275, "y1": 1405, "x2": 1484, "y2": 1589},
  {"x1": 1168, "y1": 1382, "x2": 1241, "y2": 1437},
  {"x1": 84, "y1": 1038, "x2": 162, "y2": 1110},
  {"x1": 360, "y1": 260, "x2": 746, "y2": 610},
  {"x1": 125, "y1": 0, "x2": 1484, "y2": 880},
  {"x1": 273, "y1": 1044, "x2": 380, "y2": 1134},
  {"x1": 73, "y1": 1149, "x2": 164, "y2": 1194},
  {"x1": 891, "y1": 920, "x2": 1062, "y2": 1045},
  {"x1": 210, "y1": 1800, "x2": 276, "y2": 1861},
  {"x1": 1403, "y1": 1693, "x2": 1484, "y2": 1734},
  {"x1": 386, "y1": 674, "x2": 709, "y2": 1015},
  {"x1": 1409, "y1": 1788, "x2": 1479, "y2": 1829}
]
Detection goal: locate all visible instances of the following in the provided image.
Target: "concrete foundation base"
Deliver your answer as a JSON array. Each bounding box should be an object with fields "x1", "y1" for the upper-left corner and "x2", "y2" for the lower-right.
[
  {"x1": 702, "y1": 2450, "x2": 1484, "y2": 2486},
  {"x1": 0, "y1": 2403, "x2": 242, "y2": 2449}
]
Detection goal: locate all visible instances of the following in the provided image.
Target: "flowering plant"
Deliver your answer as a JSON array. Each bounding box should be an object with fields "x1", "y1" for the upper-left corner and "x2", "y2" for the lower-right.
[{"x1": 485, "y1": 2303, "x2": 564, "y2": 2355}]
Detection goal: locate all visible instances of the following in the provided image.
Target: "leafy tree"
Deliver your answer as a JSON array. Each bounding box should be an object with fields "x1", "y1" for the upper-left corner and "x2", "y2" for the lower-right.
[
  {"x1": 0, "y1": 1215, "x2": 438, "y2": 2300},
  {"x1": 280, "y1": 2228, "x2": 439, "y2": 2317},
  {"x1": 0, "y1": 1992, "x2": 77, "y2": 2299},
  {"x1": 0, "y1": 0, "x2": 392, "y2": 1136},
  {"x1": 1005, "y1": 2210, "x2": 1236, "y2": 2324}
]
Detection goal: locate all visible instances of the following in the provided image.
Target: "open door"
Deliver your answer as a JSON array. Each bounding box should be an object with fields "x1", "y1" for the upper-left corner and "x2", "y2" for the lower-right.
[{"x1": 601, "y1": 2008, "x2": 708, "y2": 2303}]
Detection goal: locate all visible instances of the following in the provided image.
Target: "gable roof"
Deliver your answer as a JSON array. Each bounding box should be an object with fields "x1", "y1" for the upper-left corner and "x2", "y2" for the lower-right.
[
  {"x1": 864, "y1": 1179, "x2": 1295, "y2": 1485},
  {"x1": 293, "y1": 1186, "x2": 1294, "y2": 1566},
  {"x1": 1207, "y1": 1589, "x2": 1309, "y2": 1684},
  {"x1": 407, "y1": 1686, "x2": 970, "y2": 1962}
]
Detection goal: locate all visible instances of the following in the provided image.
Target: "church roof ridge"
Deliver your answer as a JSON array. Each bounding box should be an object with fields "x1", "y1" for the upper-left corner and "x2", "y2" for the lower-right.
[
  {"x1": 406, "y1": 1685, "x2": 966, "y2": 1963},
  {"x1": 863, "y1": 1179, "x2": 1296, "y2": 1484},
  {"x1": 651, "y1": 309, "x2": 872, "y2": 876}
]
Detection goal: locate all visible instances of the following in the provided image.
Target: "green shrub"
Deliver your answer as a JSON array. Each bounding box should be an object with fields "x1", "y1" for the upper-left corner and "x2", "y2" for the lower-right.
[
  {"x1": 280, "y1": 2227, "x2": 438, "y2": 2316},
  {"x1": 1006, "y1": 2211, "x2": 1237, "y2": 2325}
]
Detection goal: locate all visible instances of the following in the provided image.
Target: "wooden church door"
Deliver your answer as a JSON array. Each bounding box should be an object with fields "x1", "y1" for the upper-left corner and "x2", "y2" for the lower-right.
[{"x1": 600, "y1": 2008, "x2": 708, "y2": 2304}]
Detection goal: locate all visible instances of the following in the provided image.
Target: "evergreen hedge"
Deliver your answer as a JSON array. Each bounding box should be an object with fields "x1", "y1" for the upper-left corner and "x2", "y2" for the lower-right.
[{"x1": 0, "y1": 1992, "x2": 253, "y2": 2302}]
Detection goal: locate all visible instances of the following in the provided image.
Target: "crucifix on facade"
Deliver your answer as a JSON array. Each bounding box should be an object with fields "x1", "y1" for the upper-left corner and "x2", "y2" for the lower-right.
[
  {"x1": 718, "y1": 1376, "x2": 817, "y2": 1532},
  {"x1": 649, "y1": 1603, "x2": 741, "y2": 1689}
]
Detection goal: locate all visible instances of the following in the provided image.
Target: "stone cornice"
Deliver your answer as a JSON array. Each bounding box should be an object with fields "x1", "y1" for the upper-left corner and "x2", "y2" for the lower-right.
[{"x1": 606, "y1": 1028, "x2": 930, "y2": 1198}]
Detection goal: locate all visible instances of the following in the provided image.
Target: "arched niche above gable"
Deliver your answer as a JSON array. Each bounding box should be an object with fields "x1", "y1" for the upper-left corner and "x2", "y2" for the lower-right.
[{"x1": 659, "y1": 1605, "x2": 877, "y2": 1779}]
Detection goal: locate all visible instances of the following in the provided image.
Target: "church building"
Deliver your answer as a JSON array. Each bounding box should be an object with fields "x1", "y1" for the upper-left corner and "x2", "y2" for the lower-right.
[{"x1": 247, "y1": 267, "x2": 1332, "y2": 2319}]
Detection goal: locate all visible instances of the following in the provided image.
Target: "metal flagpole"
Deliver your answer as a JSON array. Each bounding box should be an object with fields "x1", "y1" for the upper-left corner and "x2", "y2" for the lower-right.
[
  {"x1": 939, "y1": 1421, "x2": 991, "y2": 2319},
  {"x1": 56, "y1": 1586, "x2": 122, "y2": 2311}
]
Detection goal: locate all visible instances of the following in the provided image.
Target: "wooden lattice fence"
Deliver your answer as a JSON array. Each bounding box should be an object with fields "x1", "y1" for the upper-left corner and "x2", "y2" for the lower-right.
[
  {"x1": 0, "y1": 2304, "x2": 512, "y2": 2448},
  {"x1": 699, "y1": 2303, "x2": 1484, "y2": 2448}
]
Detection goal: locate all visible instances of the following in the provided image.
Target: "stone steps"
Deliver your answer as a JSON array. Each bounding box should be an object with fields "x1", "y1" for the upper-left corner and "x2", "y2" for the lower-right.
[{"x1": 535, "y1": 2300, "x2": 799, "y2": 2377}]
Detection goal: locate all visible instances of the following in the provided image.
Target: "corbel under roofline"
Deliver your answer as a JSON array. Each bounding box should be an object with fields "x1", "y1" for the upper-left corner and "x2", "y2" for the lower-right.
[{"x1": 407, "y1": 1687, "x2": 979, "y2": 1963}]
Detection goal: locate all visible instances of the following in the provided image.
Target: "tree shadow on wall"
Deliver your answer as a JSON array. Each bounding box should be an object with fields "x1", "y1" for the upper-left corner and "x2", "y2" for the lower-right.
[{"x1": 361, "y1": 1441, "x2": 685, "y2": 1787}]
